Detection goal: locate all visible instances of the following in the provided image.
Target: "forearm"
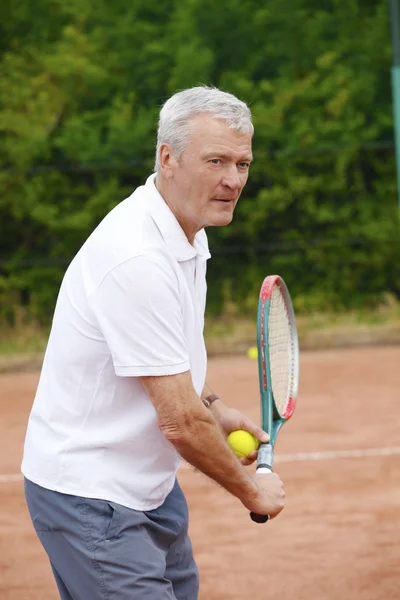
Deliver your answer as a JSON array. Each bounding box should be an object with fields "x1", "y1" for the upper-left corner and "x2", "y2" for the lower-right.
[
  {"x1": 201, "y1": 381, "x2": 215, "y2": 401},
  {"x1": 141, "y1": 373, "x2": 258, "y2": 509},
  {"x1": 167, "y1": 401, "x2": 258, "y2": 508},
  {"x1": 201, "y1": 382, "x2": 231, "y2": 430}
]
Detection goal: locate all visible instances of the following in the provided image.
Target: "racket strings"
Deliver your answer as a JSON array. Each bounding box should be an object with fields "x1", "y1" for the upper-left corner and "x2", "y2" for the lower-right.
[{"x1": 268, "y1": 286, "x2": 295, "y2": 415}]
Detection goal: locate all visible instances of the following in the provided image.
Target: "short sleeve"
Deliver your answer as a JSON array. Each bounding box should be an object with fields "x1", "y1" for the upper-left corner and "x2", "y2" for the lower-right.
[{"x1": 88, "y1": 255, "x2": 190, "y2": 376}]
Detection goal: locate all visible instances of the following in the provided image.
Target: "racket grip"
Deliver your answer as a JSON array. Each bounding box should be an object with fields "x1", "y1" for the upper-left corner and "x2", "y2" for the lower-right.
[
  {"x1": 250, "y1": 465, "x2": 272, "y2": 523},
  {"x1": 250, "y1": 444, "x2": 273, "y2": 523}
]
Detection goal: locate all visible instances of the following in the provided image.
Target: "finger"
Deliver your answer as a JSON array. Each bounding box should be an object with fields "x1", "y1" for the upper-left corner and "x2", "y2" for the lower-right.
[
  {"x1": 239, "y1": 450, "x2": 258, "y2": 466},
  {"x1": 255, "y1": 429, "x2": 270, "y2": 443},
  {"x1": 241, "y1": 420, "x2": 269, "y2": 444}
]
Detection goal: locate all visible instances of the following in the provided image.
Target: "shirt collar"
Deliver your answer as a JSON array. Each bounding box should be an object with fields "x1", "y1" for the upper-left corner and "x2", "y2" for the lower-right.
[{"x1": 145, "y1": 174, "x2": 211, "y2": 262}]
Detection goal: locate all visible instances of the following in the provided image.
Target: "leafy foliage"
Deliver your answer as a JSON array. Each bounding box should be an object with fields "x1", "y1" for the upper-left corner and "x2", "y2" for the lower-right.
[{"x1": 1, "y1": 0, "x2": 399, "y2": 325}]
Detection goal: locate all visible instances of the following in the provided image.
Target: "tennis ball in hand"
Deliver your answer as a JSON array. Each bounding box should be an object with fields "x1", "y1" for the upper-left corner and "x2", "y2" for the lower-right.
[{"x1": 227, "y1": 430, "x2": 260, "y2": 459}]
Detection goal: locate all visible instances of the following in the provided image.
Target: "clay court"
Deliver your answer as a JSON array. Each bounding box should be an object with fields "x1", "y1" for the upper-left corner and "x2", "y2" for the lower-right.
[{"x1": 0, "y1": 345, "x2": 399, "y2": 599}]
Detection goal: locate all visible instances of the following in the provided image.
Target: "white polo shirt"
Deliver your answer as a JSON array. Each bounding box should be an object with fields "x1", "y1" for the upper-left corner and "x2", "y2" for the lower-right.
[{"x1": 21, "y1": 174, "x2": 211, "y2": 510}]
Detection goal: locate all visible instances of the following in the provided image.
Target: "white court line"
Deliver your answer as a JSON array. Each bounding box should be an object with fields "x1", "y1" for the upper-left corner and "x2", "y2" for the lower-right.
[
  {"x1": 0, "y1": 473, "x2": 23, "y2": 484},
  {"x1": 273, "y1": 446, "x2": 400, "y2": 463},
  {"x1": 179, "y1": 445, "x2": 400, "y2": 471},
  {"x1": 1, "y1": 447, "x2": 400, "y2": 484}
]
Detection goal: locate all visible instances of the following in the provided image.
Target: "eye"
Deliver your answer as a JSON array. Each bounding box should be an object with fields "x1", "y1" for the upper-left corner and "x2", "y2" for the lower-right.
[
  {"x1": 209, "y1": 159, "x2": 221, "y2": 165},
  {"x1": 238, "y1": 162, "x2": 250, "y2": 169}
]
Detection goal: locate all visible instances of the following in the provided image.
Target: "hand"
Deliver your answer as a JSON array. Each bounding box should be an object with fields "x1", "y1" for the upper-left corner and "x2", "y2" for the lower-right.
[
  {"x1": 244, "y1": 472, "x2": 285, "y2": 519},
  {"x1": 210, "y1": 401, "x2": 269, "y2": 466}
]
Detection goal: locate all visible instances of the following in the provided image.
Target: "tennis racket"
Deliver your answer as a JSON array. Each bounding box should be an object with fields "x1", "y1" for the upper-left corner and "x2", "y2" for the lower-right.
[{"x1": 250, "y1": 275, "x2": 299, "y2": 523}]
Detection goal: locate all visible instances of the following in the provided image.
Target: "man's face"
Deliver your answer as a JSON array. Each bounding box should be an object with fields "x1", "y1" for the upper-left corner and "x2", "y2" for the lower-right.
[{"x1": 160, "y1": 113, "x2": 253, "y2": 239}]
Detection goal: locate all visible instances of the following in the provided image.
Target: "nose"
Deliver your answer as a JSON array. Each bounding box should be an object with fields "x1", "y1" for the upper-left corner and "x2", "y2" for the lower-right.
[{"x1": 221, "y1": 165, "x2": 243, "y2": 191}]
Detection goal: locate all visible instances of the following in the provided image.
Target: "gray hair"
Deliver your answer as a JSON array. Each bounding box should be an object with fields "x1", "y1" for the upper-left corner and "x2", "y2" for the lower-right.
[{"x1": 154, "y1": 86, "x2": 253, "y2": 172}]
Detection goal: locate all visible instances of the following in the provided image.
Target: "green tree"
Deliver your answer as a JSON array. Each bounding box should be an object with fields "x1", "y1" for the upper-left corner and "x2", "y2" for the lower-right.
[{"x1": 1, "y1": 0, "x2": 399, "y2": 325}]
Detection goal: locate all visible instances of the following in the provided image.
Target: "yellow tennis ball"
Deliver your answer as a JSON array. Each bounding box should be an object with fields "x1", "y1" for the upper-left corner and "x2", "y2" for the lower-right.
[
  {"x1": 227, "y1": 430, "x2": 260, "y2": 458},
  {"x1": 247, "y1": 346, "x2": 258, "y2": 359}
]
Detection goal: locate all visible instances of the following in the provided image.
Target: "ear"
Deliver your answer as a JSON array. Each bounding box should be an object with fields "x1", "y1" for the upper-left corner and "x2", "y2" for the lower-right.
[{"x1": 158, "y1": 143, "x2": 177, "y2": 178}]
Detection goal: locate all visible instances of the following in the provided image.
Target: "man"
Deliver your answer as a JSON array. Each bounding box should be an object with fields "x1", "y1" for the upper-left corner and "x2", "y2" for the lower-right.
[{"x1": 22, "y1": 86, "x2": 285, "y2": 600}]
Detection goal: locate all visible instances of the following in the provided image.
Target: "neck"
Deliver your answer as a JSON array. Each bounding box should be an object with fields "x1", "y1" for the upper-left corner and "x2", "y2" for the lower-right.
[{"x1": 154, "y1": 175, "x2": 198, "y2": 245}]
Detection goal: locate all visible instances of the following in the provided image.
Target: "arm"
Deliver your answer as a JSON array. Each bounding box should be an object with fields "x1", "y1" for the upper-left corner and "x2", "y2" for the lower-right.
[{"x1": 140, "y1": 371, "x2": 285, "y2": 518}]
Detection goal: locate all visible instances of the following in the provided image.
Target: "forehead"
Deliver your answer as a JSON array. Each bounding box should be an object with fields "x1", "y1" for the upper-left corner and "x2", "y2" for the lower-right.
[{"x1": 185, "y1": 113, "x2": 253, "y2": 158}]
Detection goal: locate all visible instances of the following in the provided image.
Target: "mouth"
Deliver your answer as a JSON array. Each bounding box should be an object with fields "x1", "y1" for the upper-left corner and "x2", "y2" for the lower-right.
[{"x1": 212, "y1": 197, "x2": 236, "y2": 203}]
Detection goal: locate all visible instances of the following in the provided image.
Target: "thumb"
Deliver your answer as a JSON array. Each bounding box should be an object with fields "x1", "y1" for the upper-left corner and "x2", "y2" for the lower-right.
[
  {"x1": 241, "y1": 420, "x2": 269, "y2": 444},
  {"x1": 254, "y1": 428, "x2": 270, "y2": 444}
]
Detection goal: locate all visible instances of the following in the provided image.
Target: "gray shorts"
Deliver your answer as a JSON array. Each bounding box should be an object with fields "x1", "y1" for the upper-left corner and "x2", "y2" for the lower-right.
[{"x1": 24, "y1": 477, "x2": 199, "y2": 600}]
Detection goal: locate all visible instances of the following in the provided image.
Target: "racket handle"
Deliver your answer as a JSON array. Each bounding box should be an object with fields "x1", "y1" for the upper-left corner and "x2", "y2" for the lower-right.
[
  {"x1": 250, "y1": 511, "x2": 270, "y2": 523},
  {"x1": 256, "y1": 466, "x2": 273, "y2": 474},
  {"x1": 250, "y1": 444, "x2": 273, "y2": 523}
]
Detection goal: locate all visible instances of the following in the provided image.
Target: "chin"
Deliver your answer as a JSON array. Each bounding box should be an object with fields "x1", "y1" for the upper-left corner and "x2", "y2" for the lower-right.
[{"x1": 210, "y1": 214, "x2": 234, "y2": 227}]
